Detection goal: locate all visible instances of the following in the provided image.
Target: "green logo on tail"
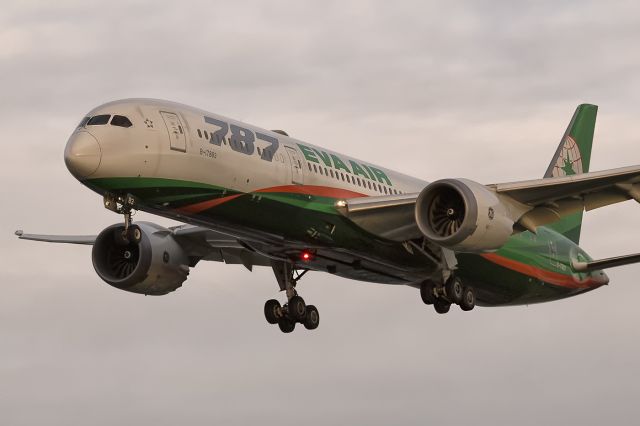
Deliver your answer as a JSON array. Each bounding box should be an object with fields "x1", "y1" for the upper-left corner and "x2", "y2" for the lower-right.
[{"x1": 552, "y1": 136, "x2": 582, "y2": 177}]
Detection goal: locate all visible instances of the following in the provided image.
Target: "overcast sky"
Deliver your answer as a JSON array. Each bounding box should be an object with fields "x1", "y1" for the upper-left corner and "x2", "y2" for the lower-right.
[{"x1": 2, "y1": 1, "x2": 640, "y2": 425}]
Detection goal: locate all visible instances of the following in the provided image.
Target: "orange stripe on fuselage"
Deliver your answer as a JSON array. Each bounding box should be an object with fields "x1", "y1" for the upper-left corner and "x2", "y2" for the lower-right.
[
  {"x1": 480, "y1": 253, "x2": 599, "y2": 289},
  {"x1": 254, "y1": 185, "x2": 367, "y2": 199},
  {"x1": 176, "y1": 194, "x2": 243, "y2": 214},
  {"x1": 176, "y1": 185, "x2": 368, "y2": 215}
]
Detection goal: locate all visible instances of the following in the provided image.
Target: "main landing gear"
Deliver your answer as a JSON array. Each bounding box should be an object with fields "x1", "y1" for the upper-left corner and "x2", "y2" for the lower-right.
[
  {"x1": 264, "y1": 261, "x2": 320, "y2": 333},
  {"x1": 420, "y1": 276, "x2": 476, "y2": 314}
]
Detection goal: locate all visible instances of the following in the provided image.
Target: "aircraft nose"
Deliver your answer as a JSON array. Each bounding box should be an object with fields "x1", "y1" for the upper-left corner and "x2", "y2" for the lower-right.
[{"x1": 64, "y1": 131, "x2": 101, "y2": 178}]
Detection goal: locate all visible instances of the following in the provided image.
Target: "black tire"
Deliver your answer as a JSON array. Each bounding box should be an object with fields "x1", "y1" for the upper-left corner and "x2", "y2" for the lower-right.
[
  {"x1": 434, "y1": 299, "x2": 451, "y2": 314},
  {"x1": 278, "y1": 318, "x2": 296, "y2": 333},
  {"x1": 264, "y1": 299, "x2": 281, "y2": 324},
  {"x1": 420, "y1": 281, "x2": 436, "y2": 305},
  {"x1": 445, "y1": 277, "x2": 464, "y2": 304},
  {"x1": 128, "y1": 225, "x2": 142, "y2": 244},
  {"x1": 288, "y1": 296, "x2": 306, "y2": 321},
  {"x1": 303, "y1": 305, "x2": 320, "y2": 330},
  {"x1": 460, "y1": 287, "x2": 476, "y2": 311}
]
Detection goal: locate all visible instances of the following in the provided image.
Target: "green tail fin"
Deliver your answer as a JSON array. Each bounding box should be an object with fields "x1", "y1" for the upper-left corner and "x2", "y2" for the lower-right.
[{"x1": 544, "y1": 103, "x2": 598, "y2": 244}]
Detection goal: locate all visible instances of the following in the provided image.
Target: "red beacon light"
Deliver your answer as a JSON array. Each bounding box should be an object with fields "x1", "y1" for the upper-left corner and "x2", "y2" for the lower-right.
[{"x1": 300, "y1": 250, "x2": 314, "y2": 262}]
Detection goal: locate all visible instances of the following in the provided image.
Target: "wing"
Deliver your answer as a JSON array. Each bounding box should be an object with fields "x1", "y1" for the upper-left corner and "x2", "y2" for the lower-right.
[
  {"x1": 493, "y1": 164, "x2": 640, "y2": 232},
  {"x1": 337, "y1": 165, "x2": 640, "y2": 241},
  {"x1": 15, "y1": 230, "x2": 96, "y2": 245},
  {"x1": 15, "y1": 225, "x2": 271, "y2": 270}
]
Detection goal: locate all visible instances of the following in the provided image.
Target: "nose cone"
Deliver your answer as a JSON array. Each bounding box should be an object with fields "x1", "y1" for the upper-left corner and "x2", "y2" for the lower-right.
[{"x1": 65, "y1": 131, "x2": 101, "y2": 178}]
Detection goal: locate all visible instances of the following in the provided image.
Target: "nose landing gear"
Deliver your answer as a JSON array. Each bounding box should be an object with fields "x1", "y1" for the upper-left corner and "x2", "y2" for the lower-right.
[
  {"x1": 264, "y1": 261, "x2": 320, "y2": 333},
  {"x1": 420, "y1": 276, "x2": 476, "y2": 314},
  {"x1": 104, "y1": 193, "x2": 141, "y2": 245}
]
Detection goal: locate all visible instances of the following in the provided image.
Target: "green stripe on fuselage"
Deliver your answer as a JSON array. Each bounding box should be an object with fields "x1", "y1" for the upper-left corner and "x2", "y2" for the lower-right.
[{"x1": 85, "y1": 176, "x2": 592, "y2": 305}]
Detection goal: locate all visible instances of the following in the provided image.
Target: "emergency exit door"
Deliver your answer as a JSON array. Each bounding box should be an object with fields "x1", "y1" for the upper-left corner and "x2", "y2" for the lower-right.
[{"x1": 160, "y1": 111, "x2": 187, "y2": 152}]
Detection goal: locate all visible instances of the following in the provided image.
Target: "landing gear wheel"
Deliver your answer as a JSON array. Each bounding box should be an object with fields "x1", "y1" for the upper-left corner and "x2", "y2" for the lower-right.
[
  {"x1": 264, "y1": 299, "x2": 281, "y2": 324},
  {"x1": 445, "y1": 277, "x2": 464, "y2": 304},
  {"x1": 128, "y1": 225, "x2": 142, "y2": 244},
  {"x1": 288, "y1": 295, "x2": 306, "y2": 321},
  {"x1": 420, "y1": 281, "x2": 436, "y2": 305},
  {"x1": 278, "y1": 318, "x2": 296, "y2": 333},
  {"x1": 434, "y1": 299, "x2": 451, "y2": 314},
  {"x1": 303, "y1": 305, "x2": 320, "y2": 330},
  {"x1": 460, "y1": 287, "x2": 476, "y2": 311}
]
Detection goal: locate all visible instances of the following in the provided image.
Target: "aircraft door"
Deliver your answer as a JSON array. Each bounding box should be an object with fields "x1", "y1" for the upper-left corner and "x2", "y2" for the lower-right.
[
  {"x1": 160, "y1": 111, "x2": 187, "y2": 152},
  {"x1": 285, "y1": 146, "x2": 304, "y2": 185}
]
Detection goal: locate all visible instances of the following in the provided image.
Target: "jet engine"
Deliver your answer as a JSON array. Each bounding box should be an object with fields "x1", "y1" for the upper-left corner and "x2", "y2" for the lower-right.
[
  {"x1": 415, "y1": 179, "x2": 515, "y2": 252},
  {"x1": 92, "y1": 222, "x2": 190, "y2": 295}
]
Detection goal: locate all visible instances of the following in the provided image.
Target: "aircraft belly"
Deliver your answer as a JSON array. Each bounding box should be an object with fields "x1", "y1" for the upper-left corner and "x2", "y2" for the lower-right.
[
  {"x1": 86, "y1": 176, "x2": 437, "y2": 284},
  {"x1": 456, "y1": 253, "x2": 587, "y2": 306}
]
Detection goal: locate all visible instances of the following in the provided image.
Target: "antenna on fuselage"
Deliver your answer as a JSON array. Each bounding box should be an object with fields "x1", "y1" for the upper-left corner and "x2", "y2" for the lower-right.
[{"x1": 272, "y1": 130, "x2": 289, "y2": 136}]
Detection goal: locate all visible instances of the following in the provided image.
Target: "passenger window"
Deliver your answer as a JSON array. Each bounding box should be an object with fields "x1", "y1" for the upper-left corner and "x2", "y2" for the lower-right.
[
  {"x1": 313, "y1": 164, "x2": 318, "y2": 173},
  {"x1": 197, "y1": 129, "x2": 202, "y2": 138},
  {"x1": 87, "y1": 115, "x2": 111, "y2": 125},
  {"x1": 204, "y1": 130, "x2": 209, "y2": 139},
  {"x1": 111, "y1": 115, "x2": 133, "y2": 128}
]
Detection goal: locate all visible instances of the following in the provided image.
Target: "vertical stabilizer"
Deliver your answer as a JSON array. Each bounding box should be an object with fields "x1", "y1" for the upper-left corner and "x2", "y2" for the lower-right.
[{"x1": 544, "y1": 104, "x2": 598, "y2": 244}]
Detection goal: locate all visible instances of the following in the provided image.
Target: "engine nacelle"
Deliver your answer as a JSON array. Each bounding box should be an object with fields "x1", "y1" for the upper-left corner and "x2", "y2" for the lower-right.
[
  {"x1": 415, "y1": 179, "x2": 514, "y2": 252},
  {"x1": 92, "y1": 222, "x2": 190, "y2": 295}
]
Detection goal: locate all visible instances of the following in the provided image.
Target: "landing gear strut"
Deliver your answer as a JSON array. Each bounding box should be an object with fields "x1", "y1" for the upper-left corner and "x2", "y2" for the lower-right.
[
  {"x1": 264, "y1": 261, "x2": 320, "y2": 333},
  {"x1": 104, "y1": 193, "x2": 141, "y2": 245},
  {"x1": 420, "y1": 276, "x2": 476, "y2": 314}
]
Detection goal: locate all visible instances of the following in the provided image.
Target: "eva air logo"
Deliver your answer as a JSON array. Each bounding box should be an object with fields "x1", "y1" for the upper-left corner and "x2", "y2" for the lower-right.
[{"x1": 552, "y1": 136, "x2": 582, "y2": 177}]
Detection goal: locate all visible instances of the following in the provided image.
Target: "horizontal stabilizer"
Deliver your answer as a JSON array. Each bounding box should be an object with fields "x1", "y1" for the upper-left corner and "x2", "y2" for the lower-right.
[{"x1": 572, "y1": 253, "x2": 640, "y2": 272}]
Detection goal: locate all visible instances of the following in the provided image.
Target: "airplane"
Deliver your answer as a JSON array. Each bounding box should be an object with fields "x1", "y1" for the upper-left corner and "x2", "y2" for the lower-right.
[{"x1": 15, "y1": 99, "x2": 640, "y2": 333}]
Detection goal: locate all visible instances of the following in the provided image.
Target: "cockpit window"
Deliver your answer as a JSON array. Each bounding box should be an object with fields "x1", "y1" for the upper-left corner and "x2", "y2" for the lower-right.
[
  {"x1": 87, "y1": 115, "x2": 111, "y2": 125},
  {"x1": 111, "y1": 115, "x2": 133, "y2": 128},
  {"x1": 78, "y1": 117, "x2": 90, "y2": 128}
]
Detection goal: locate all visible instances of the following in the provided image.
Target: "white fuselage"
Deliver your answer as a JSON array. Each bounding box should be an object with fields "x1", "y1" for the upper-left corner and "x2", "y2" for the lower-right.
[{"x1": 67, "y1": 99, "x2": 427, "y2": 199}]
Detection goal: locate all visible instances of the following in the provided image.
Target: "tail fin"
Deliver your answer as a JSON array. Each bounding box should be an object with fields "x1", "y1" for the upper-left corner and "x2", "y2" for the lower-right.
[{"x1": 544, "y1": 103, "x2": 598, "y2": 244}]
